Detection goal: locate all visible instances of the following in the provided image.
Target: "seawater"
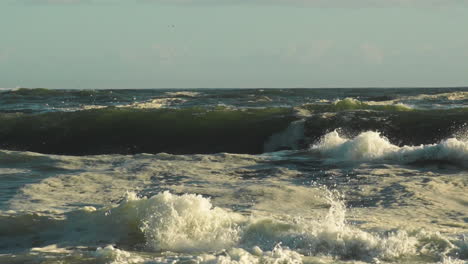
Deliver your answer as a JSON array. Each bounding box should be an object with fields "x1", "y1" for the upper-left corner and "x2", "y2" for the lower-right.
[{"x1": 0, "y1": 88, "x2": 467, "y2": 264}]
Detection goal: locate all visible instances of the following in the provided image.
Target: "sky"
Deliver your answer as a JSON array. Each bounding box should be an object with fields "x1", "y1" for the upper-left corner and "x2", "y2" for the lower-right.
[{"x1": 1, "y1": 0, "x2": 467, "y2": 88}]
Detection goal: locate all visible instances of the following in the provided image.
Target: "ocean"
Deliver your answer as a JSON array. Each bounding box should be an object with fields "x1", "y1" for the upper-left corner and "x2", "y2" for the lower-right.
[{"x1": 0, "y1": 87, "x2": 467, "y2": 264}]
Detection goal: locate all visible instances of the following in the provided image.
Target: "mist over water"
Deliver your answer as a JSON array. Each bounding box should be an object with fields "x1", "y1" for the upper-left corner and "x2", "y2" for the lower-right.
[{"x1": 0, "y1": 88, "x2": 467, "y2": 264}]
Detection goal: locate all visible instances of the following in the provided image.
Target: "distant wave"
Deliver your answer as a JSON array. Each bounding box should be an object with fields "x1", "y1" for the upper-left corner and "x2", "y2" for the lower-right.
[
  {"x1": 0, "y1": 87, "x2": 98, "y2": 96},
  {"x1": 401, "y1": 91, "x2": 468, "y2": 102},
  {"x1": 121, "y1": 97, "x2": 188, "y2": 109},
  {"x1": 362, "y1": 91, "x2": 468, "y2": 111},
  {"x1": 299, "y1": 98, "x2": 413, "y2": 113},
  {"x1": 165, "y1": 91, "x2": 202, "y2": 98}
]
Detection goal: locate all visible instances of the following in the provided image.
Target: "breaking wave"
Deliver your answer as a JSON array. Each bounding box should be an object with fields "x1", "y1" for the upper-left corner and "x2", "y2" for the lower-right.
[
  {"x1": 0, "y1": 107, "x2": 296, "y2": 155},
  {"x1": 1, "y1": 191, "x2": 466, "y2": 263},
  {"x1": 312, "y1": 130, "x2": 468, "y2": 166},
  {"x1": 1, "y1": 93, "x2": 467, "y2": 155}
]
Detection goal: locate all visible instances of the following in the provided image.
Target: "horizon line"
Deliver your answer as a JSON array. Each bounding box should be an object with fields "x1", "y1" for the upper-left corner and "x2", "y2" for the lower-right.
[{"x1": 5, "y1": 86, "x2": 468, "y2": 90}]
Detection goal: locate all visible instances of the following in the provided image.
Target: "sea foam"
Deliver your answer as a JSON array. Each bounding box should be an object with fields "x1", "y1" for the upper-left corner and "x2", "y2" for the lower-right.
[
  {"x1": 131, "y1": 191, "x2": 243, "y2": 252},
  {"x1": 312, "y1": 130, "x2": 468, "y2": 166},
  {"x1": 2, "y1": 190, "x2": 466, "y2": 263}
]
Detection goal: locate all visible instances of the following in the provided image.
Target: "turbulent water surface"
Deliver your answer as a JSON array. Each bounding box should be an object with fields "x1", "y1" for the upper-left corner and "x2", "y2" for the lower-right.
[{"x1": 0, "y1": 88, "x2": 467, "y2": 264}]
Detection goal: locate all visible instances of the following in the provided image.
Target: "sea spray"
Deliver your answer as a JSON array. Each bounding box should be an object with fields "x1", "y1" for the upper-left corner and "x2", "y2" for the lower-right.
[
  {"x1": 312, "y1": 130, "x2": 398, "y2": 161},
  {"x1": 2, "y1": 190, "x2": 467, "y2": 263},
  {"x1": 311, "y1": 130, "x2": 468, "y2": 166},
  {"x1": 136, "y1": 191, "x2": 243, "y2": 252}
]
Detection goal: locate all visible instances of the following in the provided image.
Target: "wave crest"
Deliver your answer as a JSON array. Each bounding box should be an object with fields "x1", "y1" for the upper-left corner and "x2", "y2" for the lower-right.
[
  {"x1": 300, "y1": 98, "x2": 413, "y2": 113},
  {"x1": 312, "y1": 130, "x2": 468, "y2": 166}
]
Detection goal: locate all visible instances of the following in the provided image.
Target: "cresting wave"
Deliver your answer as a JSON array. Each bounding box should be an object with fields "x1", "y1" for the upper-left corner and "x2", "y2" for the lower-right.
[
  {"x1": 311, "y1": 130, "x2": 468, "y2": 167},
  {"x1": 1, "y1": 191, "x2": 467, "y2": 263},
  {"x1": 0, "y1": 107, "x2": 296, "y2": 155},
  {"x1": 1, "y1": 101, "x2": 467, "y2": 155},
  {"x1": 301, "y1": 104, "x2": 468, "y2": 147}
]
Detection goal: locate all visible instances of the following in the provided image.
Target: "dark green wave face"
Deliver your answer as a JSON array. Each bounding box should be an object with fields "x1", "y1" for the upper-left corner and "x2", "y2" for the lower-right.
[
  {"x1": 1, "y1": 105, "x2": 467, "y2": 155},
  {"x1": 0, "y1": 107, "x2": 296, "y2": 155}
]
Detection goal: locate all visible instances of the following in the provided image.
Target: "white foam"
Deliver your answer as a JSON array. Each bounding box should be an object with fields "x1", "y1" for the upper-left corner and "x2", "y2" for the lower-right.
[
  {"x1": 133, "y1": 191, "x2": 243, "y2": 252},
  {"x1": 410, "y1": 91, "x2": 468, "y2": 101},
  {"x1": 333, "y1": 98, "x2": 413, "y2": 111},
  {"x1": 312, "y1": 130, "x2": 468, "y2": 165},
  {"x1": 94, "y1": 245, "x2": 145, "y2": 264},
  {"x1": 0, "y1": 191, "x2": 245, "y2": 254},
  {"x1": 438, "y1": 257, "x2": 467, "y2": 264},
  {"x1": 121, "y1": 98, "x2": 187, "y2": 109},
  {"x1": 364, "y1": 92, "x2": 468, "y2": 110},
  {"x1": 165, "y1": 91, "x2": 201, "y2": 97},
  {"x1": 240, "y1": 190, "x2": 420, "y2": 262},
  {"x1": 31, "y1": 244, "x2": 73, "y2": 253},
  {"x1": 197, "y1": 245, "x2": 303, "y2": 264},
  {"x1": 312, "y1": 130, "x2": 398, "y2": 161},
  {"x1": 80, "y1": 104, "x2": 107, "y2": 110},
  {"x1": 92, "y1": 244, "x2": 303, "y2": 264},
  {"x1": 3, "y1": 190, "x2": 466, "y2": 263}
]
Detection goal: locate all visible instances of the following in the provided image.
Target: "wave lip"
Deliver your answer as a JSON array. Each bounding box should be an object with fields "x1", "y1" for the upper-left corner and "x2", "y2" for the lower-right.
[{"x1": 312, "y1": 130, "x2": 468, "y2": 166}]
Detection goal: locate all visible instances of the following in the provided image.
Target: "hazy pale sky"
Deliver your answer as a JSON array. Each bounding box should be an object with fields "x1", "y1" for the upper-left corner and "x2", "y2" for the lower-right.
[{"x1": 1, "y1": 0, "x2": 467, "y2": 88}]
